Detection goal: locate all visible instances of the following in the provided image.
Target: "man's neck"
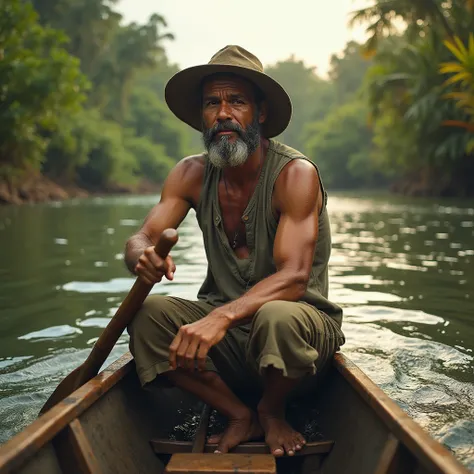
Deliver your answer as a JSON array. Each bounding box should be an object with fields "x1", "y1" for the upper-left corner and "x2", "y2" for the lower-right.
[{"x1": 222, "y1": 138, "x2": 269, "y2": 187}]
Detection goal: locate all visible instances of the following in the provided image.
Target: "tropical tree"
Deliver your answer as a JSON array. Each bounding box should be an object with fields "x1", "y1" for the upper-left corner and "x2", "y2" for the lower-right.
[
  {"x1": 364, "y1": 31, "x2": 472, "y2": 195},
  {"x1": 94, "y1": 14, "x2": 174, "y2": 121},
  {"x1": 266, "y1": 57, "x2": 334, "y2": 152},
  {"x1": 349, "y1": 0, "x2": 455, "y2": 54},
  {"x1": 31, "y1": 0, "x2": 122, "y2": 76},
  {"x1": 439, "y1": 34, "x2": 474, "y2": 145},
  {"x1": 305, "y1": 100, "x2": 377, "y2": 189},
  {"x1": 328, "y1": 41, "x2": 373, "y2": 104},
  {"x1": 126, "y1": 87, "x2": 190, "y2": 160},
  {"x1": 0, "y1": 0, "x2": 88, "y2": 180}
]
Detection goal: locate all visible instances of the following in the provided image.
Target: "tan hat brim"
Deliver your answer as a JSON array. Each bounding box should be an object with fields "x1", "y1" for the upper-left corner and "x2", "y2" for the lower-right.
[{"x1": 164, "y1": 64, "x2": 292, "y2": 138}]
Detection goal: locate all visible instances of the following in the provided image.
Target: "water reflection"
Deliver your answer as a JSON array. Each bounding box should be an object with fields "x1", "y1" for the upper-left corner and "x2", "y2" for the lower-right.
[{"x1": 0, "y1": 192, "x2": 473, "y2": 469}]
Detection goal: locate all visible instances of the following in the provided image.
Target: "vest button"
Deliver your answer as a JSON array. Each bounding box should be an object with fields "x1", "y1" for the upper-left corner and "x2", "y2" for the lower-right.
[{"x1": 242, "y1": 215, "x2": 249, "y2": 222}]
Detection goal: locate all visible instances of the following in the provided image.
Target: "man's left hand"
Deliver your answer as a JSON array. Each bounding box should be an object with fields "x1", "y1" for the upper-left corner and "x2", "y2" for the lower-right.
[{"x1": 169, "y1": 310, "x2": 232, "y2": 371}]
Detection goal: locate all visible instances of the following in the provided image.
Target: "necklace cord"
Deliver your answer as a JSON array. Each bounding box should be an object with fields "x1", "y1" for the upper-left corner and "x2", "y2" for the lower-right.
[{"x1": 222, "y1": 157, "x2": 263, "y2": 249}]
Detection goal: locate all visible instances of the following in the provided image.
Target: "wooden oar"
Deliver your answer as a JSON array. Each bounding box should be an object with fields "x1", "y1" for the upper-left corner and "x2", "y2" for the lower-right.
[
  {"x1": 192, "y1": 404, "x2": 212, "y2": 453},
  {"x1": 39, "y1": 228, "x2": 179, "y2": 415}
]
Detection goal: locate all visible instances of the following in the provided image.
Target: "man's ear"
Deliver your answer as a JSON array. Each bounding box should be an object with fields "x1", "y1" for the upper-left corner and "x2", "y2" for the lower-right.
[{"x1": 258, "y1": 101, "x2": 268, "y2": 125}]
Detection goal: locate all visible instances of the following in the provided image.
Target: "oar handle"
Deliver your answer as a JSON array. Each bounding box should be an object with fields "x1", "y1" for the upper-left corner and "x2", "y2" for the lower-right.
[
  {"x1": 153, "y1": 228, "x2": 179, "y2": 262},
  {"x1": 83, "y1": 228, "x2": 179, "y2": 373}
]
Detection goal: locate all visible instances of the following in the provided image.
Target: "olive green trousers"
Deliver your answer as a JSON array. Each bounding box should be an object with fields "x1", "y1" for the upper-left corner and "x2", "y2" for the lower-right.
[{"x1": 128, "y1": 296, "x2": 345, "y2": 392}]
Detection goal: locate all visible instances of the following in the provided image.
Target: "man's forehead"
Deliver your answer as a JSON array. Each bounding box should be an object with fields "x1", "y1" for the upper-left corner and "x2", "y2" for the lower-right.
[{"x1": 202, "y1": 74, "x2": 254, "y2": 96}]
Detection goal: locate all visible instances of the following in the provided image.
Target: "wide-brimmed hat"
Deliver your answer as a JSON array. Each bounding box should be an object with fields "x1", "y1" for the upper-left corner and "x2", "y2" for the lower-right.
[{"x1": 164, "y1": 45, "x2": 292, "y2": 138}]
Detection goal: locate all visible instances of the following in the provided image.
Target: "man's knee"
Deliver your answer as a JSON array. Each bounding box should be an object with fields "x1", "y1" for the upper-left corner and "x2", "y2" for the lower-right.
[
  {"x1": 128, "y1": 294, "x2": 175, "y2": 336},
  {"x1": 253, "y1": 300, "x2": 300, "y2": 330}
]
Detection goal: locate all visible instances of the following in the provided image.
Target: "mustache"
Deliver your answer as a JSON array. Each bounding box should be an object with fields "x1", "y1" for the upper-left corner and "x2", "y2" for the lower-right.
[{"x1": 208, "y1": 121, "x2": 244, "y2": 140}]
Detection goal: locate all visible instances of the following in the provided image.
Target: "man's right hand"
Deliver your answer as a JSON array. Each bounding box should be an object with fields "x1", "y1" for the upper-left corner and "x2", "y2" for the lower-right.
[{"x1": 134, "y1": 246, "x2": 176, "y2": 285}]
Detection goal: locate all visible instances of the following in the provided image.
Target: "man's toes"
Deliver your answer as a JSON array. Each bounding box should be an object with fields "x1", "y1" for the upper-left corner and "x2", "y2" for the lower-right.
[
  {"x1": 284, "y1": 441, "x2": 296, "y2": 456},
  {"x1": 215, "y1": 441, "x2": 230, "y2": 454},
  {"x1": 296, "y1": 433, "x2": 306, "y2": 447},
  {"x1": 294, "y1": 434, "x2": 305, "y2": 450},
  {"x1": 268, "y1": 441, "x2": 284, "y2": 457},
  {"x1": 208, "y1": 433, "x2": 222, "y2": 444}
]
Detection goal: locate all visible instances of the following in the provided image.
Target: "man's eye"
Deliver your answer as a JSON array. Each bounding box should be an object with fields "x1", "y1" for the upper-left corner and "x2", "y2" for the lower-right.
[{"x1": 232, "y1": 99, "x2": 244, "y2": 104}]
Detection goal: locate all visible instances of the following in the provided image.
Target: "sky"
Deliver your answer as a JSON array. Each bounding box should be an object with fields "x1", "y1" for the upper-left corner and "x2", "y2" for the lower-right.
[{"x1": 115, "y1": 0, "x2": 371, "y2": 77}]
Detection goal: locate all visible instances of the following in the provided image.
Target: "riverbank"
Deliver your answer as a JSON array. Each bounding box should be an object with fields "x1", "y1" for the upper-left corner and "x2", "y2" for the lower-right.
[{"x1": 0, "y1": 175, "x2": 161, "y2": 205}]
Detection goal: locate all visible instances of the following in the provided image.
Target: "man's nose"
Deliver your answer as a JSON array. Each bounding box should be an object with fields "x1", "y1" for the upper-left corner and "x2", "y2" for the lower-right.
[{"x1": 216, "y1": 101, "x2": 232, "y2": 121}]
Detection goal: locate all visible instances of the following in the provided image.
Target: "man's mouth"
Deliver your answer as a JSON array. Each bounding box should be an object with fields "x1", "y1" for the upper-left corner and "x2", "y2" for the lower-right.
[{"x1": 214, "y1": 130, "x2": 237, "y2": 139}]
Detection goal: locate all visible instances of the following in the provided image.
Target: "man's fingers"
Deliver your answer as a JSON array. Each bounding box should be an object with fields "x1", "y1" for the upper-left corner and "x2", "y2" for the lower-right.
[
  {"x1": 197, "y1": 341, "x2": 210, "y2": 371},
  {"x1": 176, "y1": 334, "x2": 191, "y2": 369},
  {"x1": 169, "y1": 332, "x2": 183, "y2": 369},
  {"x1": 144, "y1": 247, "x2": 168, "y2": 275},
  {"x1": 136, "y1": 267, "x2": 160, "y2": 285},
  {"x1": 137, "y1": 256, "x2": 164, "y2": 282},
  {"x1": 164, "y1": 255, "x2": 175, "y2": 280},
  {"x1": 184, "y1": 339, "x2": 200, "y2": 370}
]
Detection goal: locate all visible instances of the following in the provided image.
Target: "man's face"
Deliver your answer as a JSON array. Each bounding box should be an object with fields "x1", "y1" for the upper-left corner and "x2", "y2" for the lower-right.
[{"x1": 201, "y1": 75, "x2": 265, "y2": 168}]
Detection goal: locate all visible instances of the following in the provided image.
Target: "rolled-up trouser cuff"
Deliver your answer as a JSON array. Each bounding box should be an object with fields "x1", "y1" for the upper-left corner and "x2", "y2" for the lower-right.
[
  {"x1": 256, "y1": 353, "x2": 316, "y2": 380},
  {"x1": 137, "y1": 358, "x2": 218, "y2": 387}
]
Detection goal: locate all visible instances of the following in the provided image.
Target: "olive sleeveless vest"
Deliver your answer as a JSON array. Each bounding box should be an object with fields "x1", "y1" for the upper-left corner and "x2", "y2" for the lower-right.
[{"x1": 195, "y1": 139, "x2": 343, "y2": 325}]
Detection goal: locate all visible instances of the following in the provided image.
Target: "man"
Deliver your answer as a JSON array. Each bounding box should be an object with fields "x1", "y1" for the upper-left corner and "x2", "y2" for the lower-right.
[{"x1": 125, "y1": 45, "x2": 345, "y2": 457}]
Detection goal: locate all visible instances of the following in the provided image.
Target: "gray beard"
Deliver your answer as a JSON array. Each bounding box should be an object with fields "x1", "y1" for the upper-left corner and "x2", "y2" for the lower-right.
[{"x1": 207, "y1": 135, "x2": 249, "y2": 169}]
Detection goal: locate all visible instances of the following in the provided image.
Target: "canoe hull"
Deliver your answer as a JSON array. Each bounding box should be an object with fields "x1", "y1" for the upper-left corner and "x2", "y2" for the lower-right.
[{"x1": 0, "y1": 352, "x2": 469, "y2": 474}]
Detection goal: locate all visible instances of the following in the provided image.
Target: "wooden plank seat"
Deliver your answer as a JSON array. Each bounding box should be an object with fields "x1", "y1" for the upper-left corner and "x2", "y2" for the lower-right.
[
  {"x1": 150, "y1": 438, "x2": 335, "y2": 457},
  {"x1": 164, "y1": 453, "x2": 276, "y2": 474}
]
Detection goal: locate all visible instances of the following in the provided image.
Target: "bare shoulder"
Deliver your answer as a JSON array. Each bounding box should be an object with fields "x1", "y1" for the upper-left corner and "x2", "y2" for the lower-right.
[
  {"x1": 275, "y1": 158, "x2": 320, "y2": 197},
  {"x1": 274, "y1": 158, "x2": 322, "y2": 214},
  {"x1": 173, "y1": 153, "x2": 206, "y2": 181},
  {"x1": 164, "y1": 154, "x2": 206, "y2": 207}
]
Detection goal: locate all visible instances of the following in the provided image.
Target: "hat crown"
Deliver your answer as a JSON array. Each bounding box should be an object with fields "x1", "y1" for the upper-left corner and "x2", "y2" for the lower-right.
[{"x1": 209, "y1": 45, "x2": 264, "y2": 73}]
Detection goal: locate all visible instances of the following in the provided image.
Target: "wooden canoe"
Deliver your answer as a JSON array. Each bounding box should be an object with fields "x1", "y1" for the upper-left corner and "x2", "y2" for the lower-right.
[{"x1": 0, "y1": 352, "x2": 470, "y2": 474}]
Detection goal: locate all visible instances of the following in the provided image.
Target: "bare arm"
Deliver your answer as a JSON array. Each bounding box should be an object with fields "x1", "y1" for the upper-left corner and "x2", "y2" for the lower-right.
[
  {"x1": 222, "y1": 159, "x2": 322, "y2": 324},
  {"x1": 124, "y1": 156, "x2": 204, "y2": 283}
]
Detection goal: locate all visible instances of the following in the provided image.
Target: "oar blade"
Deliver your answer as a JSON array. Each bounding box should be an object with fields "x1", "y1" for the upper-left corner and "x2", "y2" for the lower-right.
[{"x1": 39, "y1": 365, "x2": 84, "y2": 415}]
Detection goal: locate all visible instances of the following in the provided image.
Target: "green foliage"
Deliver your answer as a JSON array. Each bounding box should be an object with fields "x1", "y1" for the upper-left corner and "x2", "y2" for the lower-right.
[
  {"x1": 5, "y1": 0, "x2": 474, "y2": 198},
  {"x1": 1, "y1": 0, "x2": 196, "y2": 193},
  {"x1": 44, "y1": 108, "x2": 175, "y2": 187},
  {"x1": 360, "y1": 3, "x2": 474, "y2": 195},
  {"x1": 0, "y1": 0, "x2": 88, "y2": 180},
  {"x1": 266, "y1": 57, "x2": 334, "y2": 152},
  {"x1": 349, "y1": 0, "x2": 455, "y2": 55},
  {"x1": 73, "y1": 113, "x2": 137, "y2": 189},
  {"x1": 439, "y1": 33, "x2": 474, "y2": 148},
  {"x1": 126, "y1": 87, "x2": 189, "y2": 160},
  {"x1": 329, "y1": 41, "x2": 373, "y2": 104},
  {"x1": 124, "y1": 135, "x2": 174, "y2": 184},
  {"x1": 44, "y1": 109, "x2": 136, "y2": 188},
  {"x1": 92, "y1": 14, "x2": 174, "y2": 121},
  {"x1": 274, "y1": 42, "x2": 375, "y2": 189},
  {"x1": 441, "y1": 35, "x2": 474, "y2": 94},
  {"x1": 305, "y1": 100, "x2": 379, "y2": 188},
  {"x1": 30, "y1": 0, "x2": 123, "y2": 77}
]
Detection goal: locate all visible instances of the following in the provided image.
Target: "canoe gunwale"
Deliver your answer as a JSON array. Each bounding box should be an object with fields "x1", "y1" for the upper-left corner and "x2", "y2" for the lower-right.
[
  {"x1": 0, "y1": 353, "x2": 134, "y2": 474},
  {"x1": 333, "y1": 352, "x2": 470, "y2": 474}
]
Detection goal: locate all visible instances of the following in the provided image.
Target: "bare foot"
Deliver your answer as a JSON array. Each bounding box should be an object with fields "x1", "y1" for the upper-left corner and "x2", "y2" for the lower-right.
[
  {"x1": 258, "y1": 406, "x2": 306, "y2": 457},
  {"x1": 208, "y1": 411, "x2": 263, "y2": 453}
]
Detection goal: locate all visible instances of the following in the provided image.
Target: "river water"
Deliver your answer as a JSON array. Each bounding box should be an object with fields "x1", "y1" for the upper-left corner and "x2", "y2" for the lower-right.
[{"x1": 0, "y1": 192, "x2": 473, "y2": 469}]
